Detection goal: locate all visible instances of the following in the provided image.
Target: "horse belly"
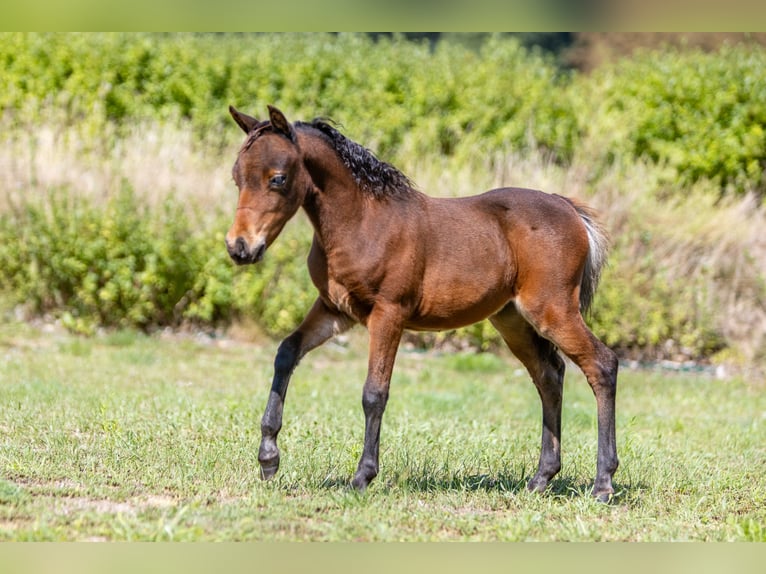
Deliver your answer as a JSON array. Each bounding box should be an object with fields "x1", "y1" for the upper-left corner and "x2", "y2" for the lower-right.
[
  {"x1": 407, "y1": 274, "x2": 513, "y2": 331},
  {"x1": 405, "y1": 206, "x2": 517, "y2": 331}
]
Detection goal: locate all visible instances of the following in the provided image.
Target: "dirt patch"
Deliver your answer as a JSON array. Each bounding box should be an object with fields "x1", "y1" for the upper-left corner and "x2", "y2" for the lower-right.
[{"x1": 54, "y1": 494, "x2": 177, "y2": 517}]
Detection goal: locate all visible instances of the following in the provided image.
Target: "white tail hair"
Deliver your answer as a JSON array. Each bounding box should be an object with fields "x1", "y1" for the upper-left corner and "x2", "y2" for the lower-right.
[{"x1": 566, "y1": 199, "x2": 609, "y2": 314}]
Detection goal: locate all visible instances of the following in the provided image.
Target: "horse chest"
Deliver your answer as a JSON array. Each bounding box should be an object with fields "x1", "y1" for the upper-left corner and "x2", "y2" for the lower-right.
[{"x1": 325, "y1": 277, "x2": 373, "y2": 324}]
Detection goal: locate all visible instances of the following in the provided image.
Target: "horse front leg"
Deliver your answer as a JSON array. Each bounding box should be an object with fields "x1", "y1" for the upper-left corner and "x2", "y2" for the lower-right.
[
  {"x1": 259, "y1": 298, "x2": 354, "y2": 480},
  {"x1": 351, "y1": 305, "x2": 404, "y2": 491}
]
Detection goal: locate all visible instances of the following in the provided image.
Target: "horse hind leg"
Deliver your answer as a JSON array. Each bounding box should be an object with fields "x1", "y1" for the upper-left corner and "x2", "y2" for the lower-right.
[
  {"x1": 516, "y1": 296, "x2": 619, "y2": 501},
  {"x1": 490, "y1": 307, "x2": 566, "y2": 494}
]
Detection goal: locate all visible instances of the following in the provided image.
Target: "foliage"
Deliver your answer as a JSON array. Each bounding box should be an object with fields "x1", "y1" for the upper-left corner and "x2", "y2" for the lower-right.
[
  {"x1": 3, "y1": 33, "x2": 765, "y2": 194},
  {"x1": 0, "y1": 33, "x2": 575, "y2": 161},
  {"x1": 183, "y1": 221, "x2": 316, "y2": 337},
  {"x1": 1, "y1": 33, "x2": 765, "y2": 360},
  {"x1": 590, "y1": 247, "x2": 725, "y2": 360},
  {"x1": 0, "y1": 187, "x2": 314, "y2": 337},
  {"x1": 0, "y1": 187, "x2": 200, "y2": 333},
  {"x1": 573, "y1": 45, "x2": 766, "y2": 194},
  {"x1": 1, "y1": 183, "x2": 736, "y2": 360}
]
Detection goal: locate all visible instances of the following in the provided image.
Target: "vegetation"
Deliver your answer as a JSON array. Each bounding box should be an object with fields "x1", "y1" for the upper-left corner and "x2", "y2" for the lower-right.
[
  {"x1": 572, "y1": 44, "x2": 766, "y2": 194},
  {"x1": 0, "y1": 32, "x2": 765, "y2": 364},
  {"x1": 1, "y1": 34, "x2": 764, "y2": 543},
  {"x1": 0, "y1": 185, "x2": 313, "y2": 336},
  {"x1": 0, "y1": 323, "x2": 764, "y2": 541}
]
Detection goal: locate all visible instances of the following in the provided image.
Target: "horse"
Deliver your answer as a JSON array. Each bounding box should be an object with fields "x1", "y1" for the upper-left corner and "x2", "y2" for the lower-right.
[{"x1": 224, "y1": 105, "x2": 619, "y2": 501}]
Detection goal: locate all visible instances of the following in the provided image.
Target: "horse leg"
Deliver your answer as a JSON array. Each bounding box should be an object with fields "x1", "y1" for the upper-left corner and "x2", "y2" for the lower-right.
[
  {"x1": 259, "y1": 298, "x2": 354, "y2": 480},
  {"x1": 517, "y1": 297, "x2": 619, "y2": 501},
  {"x1": 351, "y1": 304, "x2": 404, "y2": 491},
  {"x1": 490, "y1": 307, "x2": 565, "y2": 493}
]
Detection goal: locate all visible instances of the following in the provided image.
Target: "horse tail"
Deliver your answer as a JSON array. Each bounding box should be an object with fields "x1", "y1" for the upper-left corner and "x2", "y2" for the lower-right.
[{"x1": 566, "y1": 198, "x2": 610, "y2": 314}]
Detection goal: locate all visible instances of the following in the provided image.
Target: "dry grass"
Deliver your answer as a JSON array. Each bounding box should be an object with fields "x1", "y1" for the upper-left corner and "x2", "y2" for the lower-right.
[
  {"x1": 0, "y1": 123, "x2": 235, "y2": 224},
  {"x1": 588, "y1": 162, "x2": 766, "y2": 364},
  {"x1": 566, "y1": 33, "x2": 766, "y2": 72},
  {"x1": 1, "y1": 120, "x2": 764, "y2": 365},
  {"x1": 658, "y1": 193, "x2": 766, "y2": 362}
]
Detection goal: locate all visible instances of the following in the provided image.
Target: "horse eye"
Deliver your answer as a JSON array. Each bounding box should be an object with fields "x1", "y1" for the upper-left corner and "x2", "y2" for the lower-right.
[{"x1": 269, "y1": 174, "x2": 287, "y2": 189}]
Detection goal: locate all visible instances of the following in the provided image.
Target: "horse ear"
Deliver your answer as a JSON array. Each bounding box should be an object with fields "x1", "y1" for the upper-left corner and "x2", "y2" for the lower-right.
[
  {"x1": 229, "y1": 105, "x2": 259, "y2": 134},
  {"x1": 267, "y1": 105, "x2": 296, "y2": 143}
]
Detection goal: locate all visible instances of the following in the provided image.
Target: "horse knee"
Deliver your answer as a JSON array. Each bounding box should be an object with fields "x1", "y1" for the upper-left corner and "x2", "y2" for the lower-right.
[
  {"x1": 593, "y1": 344, "x2": 618, "y2": 393},
  {"x1": 362, "y1": 385, "x2": 388, "y2": 416}
]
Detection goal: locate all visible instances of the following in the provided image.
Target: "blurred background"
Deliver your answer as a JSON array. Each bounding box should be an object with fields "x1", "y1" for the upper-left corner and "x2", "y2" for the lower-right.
[{"x1": 1, "y1": 32, "x2": 764, "y2": 369}]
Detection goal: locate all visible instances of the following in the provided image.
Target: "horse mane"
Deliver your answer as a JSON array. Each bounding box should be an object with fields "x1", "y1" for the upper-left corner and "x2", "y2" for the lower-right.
[{"x1": 296, "y1": 119, "x2": 415, "y2": 200}]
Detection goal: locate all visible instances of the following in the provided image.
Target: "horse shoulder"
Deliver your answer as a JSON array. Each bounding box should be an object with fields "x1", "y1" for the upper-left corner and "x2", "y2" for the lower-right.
[{"x1": 306, "y1": 233, "x2": 375, "y2": 324}]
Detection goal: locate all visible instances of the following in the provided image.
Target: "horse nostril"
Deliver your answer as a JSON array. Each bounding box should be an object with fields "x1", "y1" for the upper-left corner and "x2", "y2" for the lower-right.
[
  {"x1": 226, "y1": 236, "x2": 248, "y2": 262},
  {"x1": 226, "y1": 235, "x2": 266, "y2": 265},
  {"x1": 234, "y1": 236, "x2": 247, "y2": 257}
]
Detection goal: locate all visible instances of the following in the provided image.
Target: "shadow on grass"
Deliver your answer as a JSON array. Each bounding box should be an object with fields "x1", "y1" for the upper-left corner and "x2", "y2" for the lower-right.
[{"x1": 317, "y1": 471, "x2": 643, "y2": 506}]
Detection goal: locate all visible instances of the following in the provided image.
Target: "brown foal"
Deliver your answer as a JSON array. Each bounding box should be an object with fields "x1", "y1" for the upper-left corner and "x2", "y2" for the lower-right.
[{"x1": 224, "y1": 105, "x2": 619, "y2": 500}]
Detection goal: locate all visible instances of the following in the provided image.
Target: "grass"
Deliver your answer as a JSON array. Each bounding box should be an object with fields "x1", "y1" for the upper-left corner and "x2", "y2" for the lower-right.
[{"x1": 0, "y1": 319, "x2": 764, "y2": 541}]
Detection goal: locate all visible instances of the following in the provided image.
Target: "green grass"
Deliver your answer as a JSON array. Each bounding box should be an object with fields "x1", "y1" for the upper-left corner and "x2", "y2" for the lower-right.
[{"x1": 0, "y1": 320, "x2": 764, "y2": 541}]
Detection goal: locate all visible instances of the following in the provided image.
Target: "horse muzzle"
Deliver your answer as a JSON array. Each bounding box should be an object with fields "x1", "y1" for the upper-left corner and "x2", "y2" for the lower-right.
[{"x1": 226, "y1": 236, "x2": 266, "y2": 265}]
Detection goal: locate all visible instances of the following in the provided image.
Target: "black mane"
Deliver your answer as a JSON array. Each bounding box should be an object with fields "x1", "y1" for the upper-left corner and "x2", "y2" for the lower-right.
[{"x1": 297, "y1": 119, "x2": 415, "y2": 200}]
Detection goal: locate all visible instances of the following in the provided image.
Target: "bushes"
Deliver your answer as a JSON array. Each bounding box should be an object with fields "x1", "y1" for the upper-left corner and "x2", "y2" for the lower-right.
[
  {"x1": 573, "y1": 45, "x2": 766, "y2": 194},
  {"x1": 0, "y1": 33, "x2": 573, "y2": 160},
  {"x1": 1, "y1": 33, "x2": 765, "y2": 362},
  {"x1": 3, "y1": 33, "x2": 764, "y2": 193},
  {"x1": 1, "y1": 154, "x2": 757, "y2": 362},
  {"x1": 0, "y1": 186, "x2": 314, "y2": 337},
  {"x1": 589, "y1": 242, "x2": 725, "y2": 360},
  {"x1": 0, "y1": 187, "x2": 200, "y2": 332}
]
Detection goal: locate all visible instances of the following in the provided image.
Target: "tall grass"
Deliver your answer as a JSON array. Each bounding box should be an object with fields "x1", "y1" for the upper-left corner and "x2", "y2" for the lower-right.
[
  {"x1": 0, "y1": 122, "x2": 232, "y2": 221},
  {"x1": 585, "y1": 163, "x2": 766, "y2": 364},
  {"x1": 1, "y1": 117, "x2": 765, "y2": 363}
]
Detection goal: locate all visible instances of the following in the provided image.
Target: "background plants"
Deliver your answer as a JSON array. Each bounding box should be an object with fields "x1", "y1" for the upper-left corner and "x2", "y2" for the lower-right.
[
  {"x1": 571, "y1": 44, "x2": 766, "y2": 194},
  {"x1": 0, "y1": 32, "x2": 765, "y2": 364}
]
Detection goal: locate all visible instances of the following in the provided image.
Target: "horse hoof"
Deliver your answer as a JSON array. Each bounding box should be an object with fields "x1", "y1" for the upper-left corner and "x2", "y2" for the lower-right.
[
  {"x1": 592, "y1": 490, "x2": 614, "y2": 503},
  {"x1": 351, "y1": 470, "x2": 375, "y2": 492},
  {"x1": 526, "y1": 476, "x2": 549, "y2": 494},
  {"x1": 259, "y1": 458, "x2": 280, "y2": 480}
]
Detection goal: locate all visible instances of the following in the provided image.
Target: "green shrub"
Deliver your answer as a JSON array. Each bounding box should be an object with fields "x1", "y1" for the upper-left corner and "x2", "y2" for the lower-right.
[
  {"x1": 0, "y1": 187, "x2": 315, "y2": 337},
  {"x1": 4, "y1": 33, "x2": 764, "y2": 194},
  {"x1": 0, "y1": 186, "x2": 197, "y2": 332},
  {"x1": 0, "y1": 33, "x2": 575, "y2": 161},
  {"x1": 590, "y1": 250, "x2": 725, "y2": 360},
  {"x1": 192, "y1": 221, "x2": 316, "y2": 338},
  {"x1": 0, "y1": 180, "x2": 743, "y2": 360},
  {"x1": 573, "y1": 45, "x2": 766, "y2": 195}
]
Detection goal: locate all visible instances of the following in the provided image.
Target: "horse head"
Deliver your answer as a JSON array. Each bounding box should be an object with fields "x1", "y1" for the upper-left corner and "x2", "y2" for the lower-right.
[{"x1": 225, "y1": 105, "x2": 309, "y2": 265}]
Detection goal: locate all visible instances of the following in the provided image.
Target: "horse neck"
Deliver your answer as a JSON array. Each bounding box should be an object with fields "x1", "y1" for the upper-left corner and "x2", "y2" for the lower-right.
[{"x1": 298, "y1": 132, "x2": 370, "y2": 244}]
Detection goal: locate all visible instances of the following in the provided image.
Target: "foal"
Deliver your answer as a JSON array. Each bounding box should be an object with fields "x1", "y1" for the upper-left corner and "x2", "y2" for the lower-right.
[{"x1": 225, "y1": 105, "x2": 619, "y2": 500}]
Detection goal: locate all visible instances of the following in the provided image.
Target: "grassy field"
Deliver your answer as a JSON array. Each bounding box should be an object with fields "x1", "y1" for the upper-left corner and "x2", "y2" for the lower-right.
[{"x1": 0, "y1": 319, "x2": 764, "y2": 542}]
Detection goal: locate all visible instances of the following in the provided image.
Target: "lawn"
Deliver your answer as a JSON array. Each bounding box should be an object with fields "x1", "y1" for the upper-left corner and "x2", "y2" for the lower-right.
[{"x1": 0, "y1": 320, "x2": 764, "y2": 541}]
